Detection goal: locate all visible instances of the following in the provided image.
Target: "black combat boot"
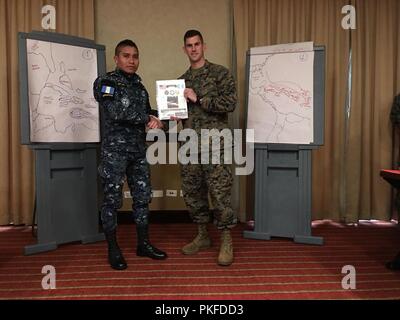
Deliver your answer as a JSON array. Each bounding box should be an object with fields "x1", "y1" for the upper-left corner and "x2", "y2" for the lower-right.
[
  {"x1": 105, "y1": 230, "x2": 127, "y2": 270},
  {"x1": 136, "y1": 224, "x2": 167, "y2": 260}
]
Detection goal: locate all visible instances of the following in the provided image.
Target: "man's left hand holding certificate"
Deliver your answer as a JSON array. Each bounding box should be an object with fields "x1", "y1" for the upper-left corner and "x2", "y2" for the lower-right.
[{"x1": 156, "y1": 79, "x2": 188, "y2": 120}]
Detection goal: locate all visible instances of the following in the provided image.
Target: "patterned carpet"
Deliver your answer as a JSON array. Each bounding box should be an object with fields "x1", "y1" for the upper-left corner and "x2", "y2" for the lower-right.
[{"x1": 0, "y1": 221, "x2": 399, "y2": 300}]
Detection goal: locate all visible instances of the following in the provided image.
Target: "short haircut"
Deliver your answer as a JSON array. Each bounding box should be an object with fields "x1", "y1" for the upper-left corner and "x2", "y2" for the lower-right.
[
  {"x1": 115, "y1": 39, "x2": 138, "y2": 56},
  {"x1": 183, "y1": 30, "x2": 204, "y2": 44}
]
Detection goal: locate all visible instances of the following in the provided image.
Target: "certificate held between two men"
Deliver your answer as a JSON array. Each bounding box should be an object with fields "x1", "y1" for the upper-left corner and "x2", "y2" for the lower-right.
[{"x1": 156, "y1": 79, "x2": 188, "y2": 120}]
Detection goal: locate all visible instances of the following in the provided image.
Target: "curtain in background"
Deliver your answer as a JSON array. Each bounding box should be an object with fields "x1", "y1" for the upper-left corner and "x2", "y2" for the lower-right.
[
  {"x1": 233, "y1": 0, "x2": 399, "y2": 222},
  {"x1": 0, "y1": 0, "x2": 95, "y2": 225}
]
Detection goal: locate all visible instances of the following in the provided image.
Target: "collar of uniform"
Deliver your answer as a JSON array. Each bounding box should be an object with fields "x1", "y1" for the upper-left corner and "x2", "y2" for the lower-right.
[
  {"x1": 187, "y1": 60, "x2": 210, "y2": 79},
  {"x1": 115, "y1": 68, "x2": 142, "y2": 83}
]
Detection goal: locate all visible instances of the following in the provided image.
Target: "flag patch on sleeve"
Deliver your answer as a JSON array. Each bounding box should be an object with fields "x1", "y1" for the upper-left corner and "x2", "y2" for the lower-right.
[{"x1": 101, "y1": 85, "x2": 115, "y2": 96}]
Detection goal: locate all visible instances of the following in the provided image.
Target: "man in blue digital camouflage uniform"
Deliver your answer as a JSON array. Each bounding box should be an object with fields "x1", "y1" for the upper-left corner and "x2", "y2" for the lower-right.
[{"x1": 93, "y1": 39, "x2": 167, "y2": 270}]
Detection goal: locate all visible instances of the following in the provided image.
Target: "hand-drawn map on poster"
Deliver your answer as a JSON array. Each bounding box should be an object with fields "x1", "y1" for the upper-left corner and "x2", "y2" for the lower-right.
[
  {"x1": 26, "y1": 39, "x2": 100, "y2": 142},
  {"x1": 247, "y1": 42, "x2": 314, "y2": 144}
]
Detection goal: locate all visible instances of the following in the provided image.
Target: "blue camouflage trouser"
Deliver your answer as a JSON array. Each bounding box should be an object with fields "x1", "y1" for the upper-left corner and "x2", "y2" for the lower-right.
[{"x1": 98, "y1": 149, "x2": 151, "y2": 233}]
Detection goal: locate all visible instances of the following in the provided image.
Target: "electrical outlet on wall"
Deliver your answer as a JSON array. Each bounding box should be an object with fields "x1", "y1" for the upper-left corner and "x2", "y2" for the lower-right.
[
  {"x1": 124, "y1": 191, "x2": 132, "y2": 198},
  {"x1": 166, "y1": 190, "x2": 177, "y2": 197}
]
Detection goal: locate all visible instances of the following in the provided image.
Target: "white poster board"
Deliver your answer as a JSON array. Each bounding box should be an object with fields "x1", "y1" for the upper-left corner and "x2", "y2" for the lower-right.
[
  {"x1": 247, "y1": 42, "x2": 314, "y2": 144},
  {"x1": 26, "y1": 39, "x2": 100, "y2": 143}
]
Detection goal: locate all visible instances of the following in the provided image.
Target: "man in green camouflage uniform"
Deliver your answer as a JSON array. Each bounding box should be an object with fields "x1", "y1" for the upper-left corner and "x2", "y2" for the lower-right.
[{"x1": 177, "y1": 30, "x2": 237, "y2": 266}]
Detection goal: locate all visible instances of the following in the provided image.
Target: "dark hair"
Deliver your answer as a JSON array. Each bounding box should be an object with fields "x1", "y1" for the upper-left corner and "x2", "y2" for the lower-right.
[
  {"x1": 115, "y1": 39, "x2": 138, "y2": 56},
  {"x1": 183, "y1": 30, "x2": 203, "y2": 44}
]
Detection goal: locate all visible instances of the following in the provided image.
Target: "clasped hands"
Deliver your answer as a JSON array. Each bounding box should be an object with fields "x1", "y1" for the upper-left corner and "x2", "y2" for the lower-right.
[{"x1": 147, "y1": 115, "x2": 163, "y2": 129}]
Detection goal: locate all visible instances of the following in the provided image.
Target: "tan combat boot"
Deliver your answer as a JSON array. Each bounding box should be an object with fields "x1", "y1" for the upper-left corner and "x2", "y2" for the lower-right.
[
  {"x1": 181, "y1": 224, "x2": 211, "y2": 255},
  {"x1": 217, "y1": 229, "x2": 233, "y2": 266}
]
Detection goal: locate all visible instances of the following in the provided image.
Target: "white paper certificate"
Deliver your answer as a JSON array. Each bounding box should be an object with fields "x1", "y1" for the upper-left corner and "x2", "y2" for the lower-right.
[{"x1": 156, "y1": 79, "x2": 188, "y2": 120}]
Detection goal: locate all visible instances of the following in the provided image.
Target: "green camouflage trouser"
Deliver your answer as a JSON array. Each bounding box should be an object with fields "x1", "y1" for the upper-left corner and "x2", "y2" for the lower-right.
[{"x1": 180, "y1": 158, "x2": 237, "y2": 229}]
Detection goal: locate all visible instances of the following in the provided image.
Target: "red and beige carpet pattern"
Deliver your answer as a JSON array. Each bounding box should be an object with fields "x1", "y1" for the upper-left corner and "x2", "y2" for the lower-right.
[{"x1": 0, "y1": 221, "x2": 399, "y2": 300}]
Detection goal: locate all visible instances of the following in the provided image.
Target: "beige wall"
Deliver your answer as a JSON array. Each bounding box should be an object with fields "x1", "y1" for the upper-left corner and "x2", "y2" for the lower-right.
[
  {"x1": 95, "y1": 0, "x2": 231, "y2": 106},
  {"x1": 95, "y1": 0, "x2": 232, "y2": 211}
]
